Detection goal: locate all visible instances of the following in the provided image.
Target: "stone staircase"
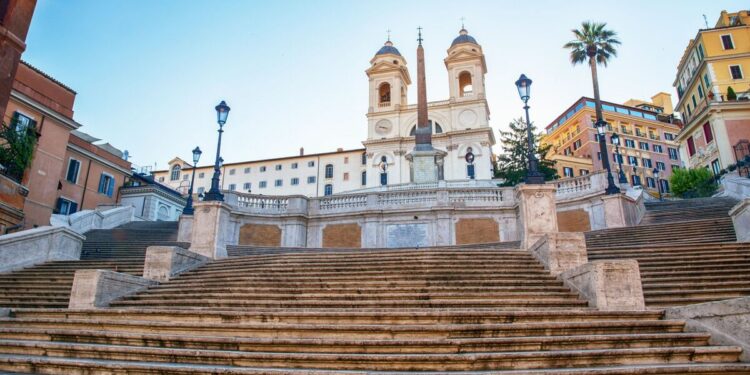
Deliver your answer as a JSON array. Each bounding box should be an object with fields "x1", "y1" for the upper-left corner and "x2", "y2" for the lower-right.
[
  {"x1": 0, "y1": 245, "x2": 747, "y2": 373},
  {"x1": 0, "y1": 221, "x2": 184, "y2": 309},
  {"x1": 587, "y1": 196, "x2": 748, "y2": 308}
]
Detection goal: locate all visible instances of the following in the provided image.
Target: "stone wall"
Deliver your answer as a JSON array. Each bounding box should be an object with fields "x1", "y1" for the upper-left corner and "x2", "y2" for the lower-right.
[
  {"x1": 0, "y1": 226, "x2": 83, "y2": 273},
  {"x1": 322, "y1": 223, "x2": 361, "y2": 248},
  {"x1": 239, "y1": 223, "x2": 282, "y2": 246},
  {"x1": 455, "y1": 218, "x2": 499, "y2": 245}
]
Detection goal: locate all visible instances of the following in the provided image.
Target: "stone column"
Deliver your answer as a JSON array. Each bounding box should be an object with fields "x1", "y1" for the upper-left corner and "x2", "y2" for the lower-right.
[
  {"x1": 730, "y1": 199, "x2": 750, "y2": 243},
  {"x1": 515, "y1": 184, "x2": 558, "y2": 249},
  {"x1": 0, "y1": 1, "x2": 37, "y2": 116},
  {"x1": 189, "y1": 201, "x2": 231, "y2": 259}
]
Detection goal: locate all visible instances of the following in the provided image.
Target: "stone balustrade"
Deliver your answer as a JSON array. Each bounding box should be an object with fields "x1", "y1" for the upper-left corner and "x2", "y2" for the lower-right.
[
  {"x1": 50, "y1": 205, "x2": 134, "y2": 234},
  {"x1": 555, "y1": 171, "x2": 607, "y2": 201}
]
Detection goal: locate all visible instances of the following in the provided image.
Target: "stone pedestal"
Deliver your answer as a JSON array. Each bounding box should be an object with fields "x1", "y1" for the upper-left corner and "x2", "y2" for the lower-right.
[
  {"x1": 69, "y1": 269, "x2": 156, "y2": 309},
  {"x1": 177, "y1": 215, "x2": 193, "y2": 243},
  {"x1": 529, "y1": 232, "x2": 588, "y2": 276},
  {"x1": 730, "y1": 199, "x2": 750, "y2": 243},
  {"x1": 189, "y1": 201, "x2": 231, "y2": 259},
  {"x1": 143, "y1": 246, "x2": 209, "y2": 282},
  {"x1": 600, "y1": 194, "x2": 641, "y2": 228},
  {"x1": 515, "y1": 184, "x2": 558, "y2": 249},
  {"x1": 406, "y1": 149, "x2": 446, "y2": 184},
  {"x1": 560, "y1": 259, "x2": 645, "y2": 311}
]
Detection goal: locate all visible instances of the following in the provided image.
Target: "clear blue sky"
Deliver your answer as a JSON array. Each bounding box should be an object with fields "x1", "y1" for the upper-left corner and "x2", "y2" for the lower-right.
[{"x1": 23, "y1": 0, "x2": 744, "y2": 171}]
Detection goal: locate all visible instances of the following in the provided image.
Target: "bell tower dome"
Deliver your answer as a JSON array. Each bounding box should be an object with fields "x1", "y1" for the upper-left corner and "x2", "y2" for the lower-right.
[
  {"x1": 444, "y1": 28, "x2": 487, "y2": 101},
  {"x1": 366, "y1": 39, "x2": 411, "y2": 113}
]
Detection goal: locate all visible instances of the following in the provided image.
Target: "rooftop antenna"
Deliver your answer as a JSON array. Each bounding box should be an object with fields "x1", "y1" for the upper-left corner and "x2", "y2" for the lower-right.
[
  {"x1": 417, "y1": 26, "x2": 423, "y2": 46},
  {"x1": 703, "y1": 14, "x2": 709, "y2": 29}
]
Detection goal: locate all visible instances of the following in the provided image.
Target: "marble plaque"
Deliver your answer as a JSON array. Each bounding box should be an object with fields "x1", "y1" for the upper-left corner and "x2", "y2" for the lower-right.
[{"x1": 386, "y1": 223, "x2": 430, "y2": 248}]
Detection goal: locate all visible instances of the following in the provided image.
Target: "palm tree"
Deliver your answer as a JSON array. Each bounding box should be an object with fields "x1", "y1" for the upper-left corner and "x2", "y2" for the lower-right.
[
  {"x1": 563, "y1": 21, "x2": 621, "y2": 193},
  {"x1": 563, "y1": 21, "x2": 620, "y2": 125}
]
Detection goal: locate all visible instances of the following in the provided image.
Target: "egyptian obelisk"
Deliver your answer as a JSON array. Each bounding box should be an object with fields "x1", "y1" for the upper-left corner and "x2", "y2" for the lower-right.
[{"x1": 407, "y1": 27, "x2": 446, "y2": 183}]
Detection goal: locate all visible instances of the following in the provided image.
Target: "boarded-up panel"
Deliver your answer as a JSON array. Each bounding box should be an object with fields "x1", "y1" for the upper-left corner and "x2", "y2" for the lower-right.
[
  {"x1": 239, "y1": 224, "x2": 281, "y2": 246},
  {"x1": 557, "y1": 209, "x2": 591, "y2": 232},
  {"x1": 322, "y1": 223, "x2": 361, "y2": 248},
  {"x1": 455, "y1": 218, "x2": 500, "y2": 245}
]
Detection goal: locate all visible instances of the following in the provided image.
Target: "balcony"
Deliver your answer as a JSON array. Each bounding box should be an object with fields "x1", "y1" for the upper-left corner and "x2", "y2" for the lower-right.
[{"x1": 378, "y1": 102, "x2": 391, "y2": 108}]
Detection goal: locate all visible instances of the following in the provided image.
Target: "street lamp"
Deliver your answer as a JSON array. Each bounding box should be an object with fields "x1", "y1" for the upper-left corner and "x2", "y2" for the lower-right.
[
  {"x1": 203, "y1": 100, "x2": 231, "y2": 201},
  {"x1": 182, "y1": 146, "x2": 202, "y2": 215},
  {"x1": 610, "y1": 133, "x2": 627, "y2": 184},
  {"x1": 596, "y1": 120, "x2": 620, "y2": 194},
  {"x1": 515, "y1": 74, "x2": 544, "y2": 184},
  {"x1": 653, "y1": 167, "x2": 663, "y2": 201}
]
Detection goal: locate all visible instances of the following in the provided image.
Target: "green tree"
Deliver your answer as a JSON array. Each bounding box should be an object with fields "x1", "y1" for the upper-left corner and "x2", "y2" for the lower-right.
[
  {"x1": 0, "y1": 118, "x2": 37, "y2": 182},
  {"x1": 727, "y1": 86, "x2": 737, "y2": 100},
  {"x1": 495, "y1": 118, "x2": 557, "y2": 186},
  {"x1": 563, "y1": 22, "x2": 621, "y2": 124},
  {"x1": 669, "y1": 167, "x2": 717, "y2": 198}
]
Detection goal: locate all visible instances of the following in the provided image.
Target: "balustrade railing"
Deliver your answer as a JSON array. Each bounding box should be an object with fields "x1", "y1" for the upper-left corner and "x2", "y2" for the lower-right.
[
  {"x1": 236, "y1": 194, "x2": 288, "y2": 212},
  {"x1": 448, "y1": 189, "x2": 505, "y2": 204},
  {"x1": 318, "y1": 194, "x2": 367, "y2": 211},
  {"x1": 554, "y1": 170, "x2": 607, "y2": 200},
  {"x1": 378, "y1": 190, "x2": 437, "y2": 207}
]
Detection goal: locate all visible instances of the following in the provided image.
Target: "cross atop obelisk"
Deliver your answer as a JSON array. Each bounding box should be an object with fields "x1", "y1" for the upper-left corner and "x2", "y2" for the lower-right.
[{"x1": 414, "y1": 26, "x2": 432, "y2": 151}]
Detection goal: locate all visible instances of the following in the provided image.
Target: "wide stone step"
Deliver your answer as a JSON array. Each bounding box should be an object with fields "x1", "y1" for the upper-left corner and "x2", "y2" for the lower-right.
[
  {"x1": 139, "y1": 286, "x2": 574, "y2": 295},
  {"x1": 644, "y1": 281, "x2": 750, "y2": 291},
  {"x1": 0, "y1": 339, "x2": 740, "y2": 371},
  {"x1": 164, "y1": 273, "x2": 561, "y2": 284},
  {"x1": 120, "y1": 291, "x2": 581, "y2": 302},
  {"x1": 150, "y1": 279, "x2": 566, "y2": 290}
]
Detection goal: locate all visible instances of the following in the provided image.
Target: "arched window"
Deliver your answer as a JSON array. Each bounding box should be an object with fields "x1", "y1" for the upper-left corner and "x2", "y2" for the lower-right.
[
  {"x1": 324, "y1": 164, "x2": 334, "y2": 179},
  {"x1": 170, "y1": 165, "x2": 181, "y2": 181},
  {"x1": 324, "y1": 184, "x2": 333, "y2": 196},
  {"x1": 378, "y1": 82, "x2": 391, "y2": 106},
  {"x1": 459, "y1": 71, "x2": 473, "y2": 97},
  {"x1": 409, "y1": 120, "x2": 443, "y2": 136}
]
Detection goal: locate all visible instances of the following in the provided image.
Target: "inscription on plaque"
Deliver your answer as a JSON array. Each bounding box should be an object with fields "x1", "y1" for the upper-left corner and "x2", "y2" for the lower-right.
[{"x1": 386, "y1": 223, "x2": 430, "y2": 248}]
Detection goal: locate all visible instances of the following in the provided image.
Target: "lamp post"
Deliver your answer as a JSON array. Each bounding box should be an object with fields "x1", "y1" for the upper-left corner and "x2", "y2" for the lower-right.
[
  {"x1": 515, "y1": 74, "x2": 544, "y2": 184},
  {"x1": 203, "y1": 100, "x2": 230, "y2": 201},
  {"x1": 596, "y1": 120, "x2": 620, "y2": 194},
  {"x1": 653, "y1": 167, "x2": 663, "y2": 201},
  {"x1": 182, "y1": 147, "x2": 202, "y2": 215},
  {"x1": 610, "y1": 133, "x2": 627, "y2": 184}
]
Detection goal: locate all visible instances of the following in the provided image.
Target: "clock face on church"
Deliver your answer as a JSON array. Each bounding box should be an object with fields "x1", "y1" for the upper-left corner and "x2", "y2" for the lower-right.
[{"x1": 375, "y1": 119, "x2": 393, "y2": 135}]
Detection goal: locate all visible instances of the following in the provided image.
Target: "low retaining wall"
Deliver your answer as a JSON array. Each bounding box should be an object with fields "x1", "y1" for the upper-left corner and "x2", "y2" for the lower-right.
[
  {"x1": 50, "y1": 206, "x2": 134, "y2": 234},
  {"x1": 0, "y1": 226, "x2": 84, "y2": 273},
  {"x1": 560, "y1": 259, "x2": 645, "y2": 311},
  {"x1": 528, "y1": 232, "x2": 587, "y2": 276},
  {"x1": 69, "y1": 269, "x2": 156, "y2": 309},
  {"x1": 665, "y1": 297, "x2": 750, "y2": 362},
  {"x1": 730, "y1": 199, "x2": 750, "y2": 243},
  {"x1": 143, "y1": 246, "x2": 209, "y2": 282}
]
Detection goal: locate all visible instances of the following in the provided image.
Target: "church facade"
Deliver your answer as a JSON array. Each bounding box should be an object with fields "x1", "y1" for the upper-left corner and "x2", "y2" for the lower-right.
[{"x1": 153, "y1": 28, "x2": 495, "y2": 197}]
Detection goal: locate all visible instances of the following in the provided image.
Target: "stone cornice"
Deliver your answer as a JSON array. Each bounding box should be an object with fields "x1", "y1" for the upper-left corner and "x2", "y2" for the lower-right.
[{"x1": 10, "y1": 90, "x2": 82, "y2": 130}]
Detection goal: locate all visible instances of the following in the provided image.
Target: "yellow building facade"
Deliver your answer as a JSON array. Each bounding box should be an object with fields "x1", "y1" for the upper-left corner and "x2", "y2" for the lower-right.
[
  {"x1": 542, "y1": 94, "x2": 683, "y2": 194},
  {"x1": 673, "y1": 10, "x2": 750, "y2": 172}
]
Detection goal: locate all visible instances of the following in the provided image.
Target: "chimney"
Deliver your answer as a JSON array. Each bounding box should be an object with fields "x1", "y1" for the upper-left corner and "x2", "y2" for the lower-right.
[
  {"x1": 299, "y1": 147, "x2": 304, "y2": 156},
  {"x1": 337, "y1": 148, "x2": 344, "y2": 152}
]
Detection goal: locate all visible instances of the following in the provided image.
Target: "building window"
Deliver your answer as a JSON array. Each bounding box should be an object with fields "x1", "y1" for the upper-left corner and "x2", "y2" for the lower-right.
[
  {"x1": 361, "y1": 171, "x2": 366, "y2": 185},
  {"x1": 260, "y1": 166, "x2": 267, "y2": 172},
  {"x1": 308, "y1": 161, "x2": 315, "y2": 167},
  {"x1": 228, "y1": 183, "x2": 236, "y2": 191},
  {"x1": 656, "y1": 161, "x2": 666, "y2": 171},
  {"x1": 275, "y1": 164, "x2": 282, "y2": 171},
  {"x1": 361, "y1": 152, "x2": 367, "y2": 165},
  {"x1": 199, "y1": 172, "x2": 205, "y2": 178},
  {"x1": 631, "y1": 174, "x2": 641, "y2": 186},
  {"x1": 259, "y1": 181, "x2": 267, "y2": 188},
  {"x1": 646, "y1": 177, "x2": 656, "y2": 189},
  {"x1": 274, "y1": 179, "x2": 283, "y2": 187},
  {"x1": 664, "y1": 133, "x2": 674, "y2": 141},
  {"x1": 291, "y1": 163, "x2": 298, "y2": 169},
  {"x1": 307, "y1": 176, "x2": 316, "y2": 184},
  {"x1": 668, "y1": 148, "x2": 679, "y2": 160},
  {"x1": 691, "y1": 95, "x2": 697, "y2": 108},
  {"x1": 562, "y1": 167, "x2": 574, "y2": 177},
  {"x1": 711, "y1": 159, "x2": 721, "y2": 176},
  {"x1": 98, "y1": 174, "x2": 115, "y2": 197},
  {"x1": 342, "y1": 172, "x2": 349, "y2": 181},
  {"x1": 380, "y1": 172, "x2": 388, "y2": 186},
  {"x1": 243, "y1": 182, "x2": 251, "y2": 190},
  {"x1": 563, "y1": 147, "x2": 572, "y2": 156},
  {"x1": 703, "y1": 73, "x2": 711, "y2": 88},
  {"x1": 653, "y1": 144, "x2": 663, "y2": 153},
  {"x1": 244, "y1": 167, "x2": 251, "y2": 174},
  {"x1": 66, "y1": 159, "x2": 81, "y2": 184},
  {"x1": 324, "y1": 164, "x2": 333, "y2": 179},
  {"x1": 459, "y1": 71, "x2": 473, "y2": 96},
  {"x1": 11, "y1": 112, "x2": 36, "y2": 133},
  {"x1": 324, "y1": 184, "x2": 333, "y2": 196},
  {"x1": 671, "y1": 165, "x2": 680, "y2": 172},
  {"x1": 344, "y1": 157, "x2": 349, "y2": 164},
  {"x1": 627, "y1": 156, "x2": 638, "y2": 166},
  {"x1": 158, "y1": 177, "x2": 165, "y2": 182},
  {"x1": 579, "y1": 169, "x2": 589, "y2": 175},
  {"x1": 639, "y1": 142, "x2": 649, "y2": 151},
  {"x1": 465, "y1": 164, "x2": 476, "y2": 179},
  {"x1": 730, "y1": 65, "x2": 743, "y2": 80},
  {"x1": 229, "y1": 169, "x2": 235, "y2": 175},
  {"x1": 291, "y1": 177, "x2": 299, "y2": 185},
  {"x1": 660, "y1": 179, "x2": 670, "y2": 193},
  {"x1": 687, "y1": 136, "x2": 696, "y2": 156},
  {"x1": 573, "y1": 139, "x2": 582, "y2": 150},
  {"x1": 703, "y1": 122, "x2": 714, "y2": 143},
  {"x1": 721, "y1": 34, "x2": 734, "y2": 50},
  {"x1": 625, "y1": 139, "x2": 635, "y2": 148},
  {"x1": 197, "y1": 187, "x2": 205, "y2": 194},
  {"x1": 642, "y1": 158, "x2": 652, "y2": 168},
  {"x1": 55, "y1": 198, "x2": 78, "y2": 215},
  {"x1": 170, "y1": 165, "x2": 181, "y2": 181},
  {"x1": 183, "y1": 174, "x2": 189, "y2": 181},
  {"x1": 697, "y1": 44, "x2": 705, "y2": 60}
]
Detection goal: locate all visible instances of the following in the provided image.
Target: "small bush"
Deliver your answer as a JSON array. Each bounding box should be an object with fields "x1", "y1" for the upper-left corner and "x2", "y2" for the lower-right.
[
  {"x1": 670, "y1": 167, "x2": 717, "y2": 198},
  {"x1": 728, "y1": 86, "x2": 737, "y2": 101}
]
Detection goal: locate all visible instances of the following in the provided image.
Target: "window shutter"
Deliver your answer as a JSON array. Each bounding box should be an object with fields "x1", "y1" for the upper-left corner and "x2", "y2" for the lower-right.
[
  {"x1": 69, "y1": 202, "x2": 78, "y2": 214},
  {"x1": 98, "y1": 175, "x2": 106, "y2": 193},
  {"x1": 54, "y1": 198, "x2": 63, "y2": 214},
  {"x1": 107, "y1": 177, "x2": 115, "y2": 197}
]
